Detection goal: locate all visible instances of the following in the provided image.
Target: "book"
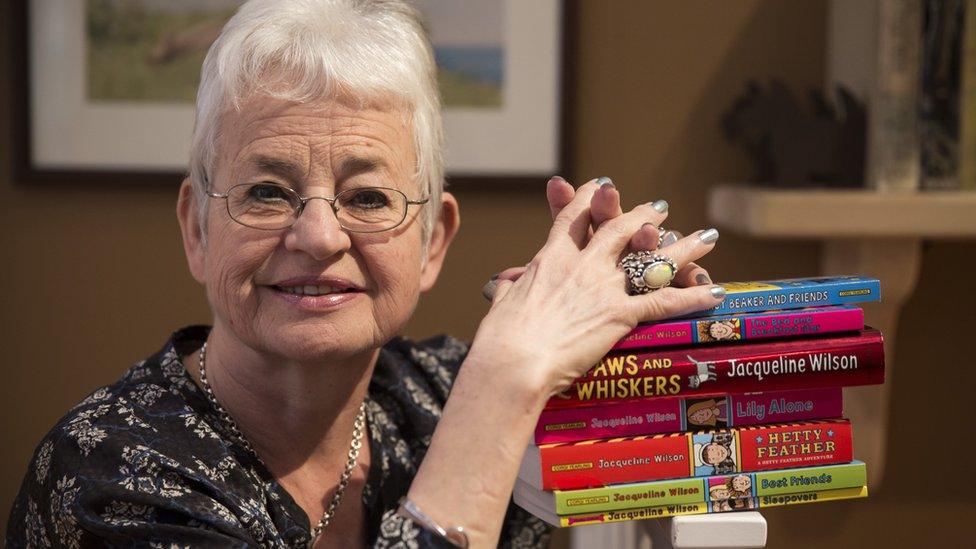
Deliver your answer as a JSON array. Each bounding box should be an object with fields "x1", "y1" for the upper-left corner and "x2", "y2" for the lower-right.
[
  {"x1": 689, "y1": 276, "x2": 880, "y2": 318},
  {"x1": 514, "y1": 460, "x2": 866, "y2": 516},
  {"x1": 515, "y1": 484, "x2": 868, "y2": 527},
  {"x1": 614, "y1": 305, "x2": 864, "y2": 351},
  {"x1": 536, "y1": 387, "x2": 843, "y2": 444},
  {"x1": 546, "y1": 328, "x2": 883, "y2": 410},
  {"x1": 520, "y1": 419, "x2": 853, "y2": 491}
]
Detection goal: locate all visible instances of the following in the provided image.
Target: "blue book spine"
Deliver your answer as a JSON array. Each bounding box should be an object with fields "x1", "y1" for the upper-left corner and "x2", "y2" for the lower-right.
[{"x1": 692, "y1": 276, "x2": 880, "y2": 317}]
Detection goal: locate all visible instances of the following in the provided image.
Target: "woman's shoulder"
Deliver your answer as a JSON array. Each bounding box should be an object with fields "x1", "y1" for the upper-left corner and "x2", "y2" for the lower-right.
[
  {"x1": 6, "y1": 327, "x2": 282, "y2": 546},
  {"x1": 17, "y1": 331, "x2": 215, "y2": 479}
]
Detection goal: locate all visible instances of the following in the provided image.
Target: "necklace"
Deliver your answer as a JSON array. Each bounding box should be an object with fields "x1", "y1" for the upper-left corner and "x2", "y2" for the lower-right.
[{"x1": 197, "y1": 341, "x2": 367, "y2": 545}]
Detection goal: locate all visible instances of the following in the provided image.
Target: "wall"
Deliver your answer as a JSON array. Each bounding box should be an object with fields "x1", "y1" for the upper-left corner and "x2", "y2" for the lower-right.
[{"x1": 3, "y1": 0, "x2": 974, "y2": 545}]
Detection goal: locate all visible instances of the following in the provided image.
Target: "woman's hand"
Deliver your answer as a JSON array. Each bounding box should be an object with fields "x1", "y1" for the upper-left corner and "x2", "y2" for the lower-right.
[
  {"x1": 469, "y1": 177, "x2": 725, "y2": 400},
  {"x1": 408, "y1": 177, "x2": 724, "y2": 547},
  {"x1": 484, "y1": 176, "x2": 716, "y2": 299}
]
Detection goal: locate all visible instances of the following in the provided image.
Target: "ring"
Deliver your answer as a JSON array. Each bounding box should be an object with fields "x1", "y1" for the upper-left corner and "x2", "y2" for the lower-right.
[{"x1": 619, "y1": 251, "x2": 678, "y2": 294}]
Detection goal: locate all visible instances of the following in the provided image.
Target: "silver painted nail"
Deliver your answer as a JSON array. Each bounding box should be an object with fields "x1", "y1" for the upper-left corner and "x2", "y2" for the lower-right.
[
  {"x1": 651, "y1": 199, "x2": 669, "y2": 213},
  {"x1": 596, "y1": 176, "x2": 614, "y2": 187},
  {"x1": 699, "y1": 228, "x2": 720, "y2": 244},
  {"x1": 481, "y1": 279, "x2": 498, "y2": 301},
  {"x1": 710, "y1": 286, "x2": 726, "y2": 299}
]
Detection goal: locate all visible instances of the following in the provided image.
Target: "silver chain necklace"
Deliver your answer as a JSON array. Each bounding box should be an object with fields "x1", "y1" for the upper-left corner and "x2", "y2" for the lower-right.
[{"x1": 197, "y1": 341, "x2": 367, "y2": 545}]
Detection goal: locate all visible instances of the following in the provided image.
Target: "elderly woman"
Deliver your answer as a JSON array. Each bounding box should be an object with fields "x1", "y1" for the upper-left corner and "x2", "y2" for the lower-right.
[{"x1": 7, "y1": 1, "x2": 724, "y2": 547}]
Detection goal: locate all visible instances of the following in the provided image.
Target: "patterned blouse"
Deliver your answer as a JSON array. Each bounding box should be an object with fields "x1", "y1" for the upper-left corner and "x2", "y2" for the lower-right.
[{"x1": 6, "y1": 326, "x2": 550, "y2": 548}]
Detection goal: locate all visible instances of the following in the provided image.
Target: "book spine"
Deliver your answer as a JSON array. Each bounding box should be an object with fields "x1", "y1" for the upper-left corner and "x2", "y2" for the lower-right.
[
  {"x1": 535, "y1": 388, "x2": 843, "y2": 444},
  {"x1": 539, "y1": 419, "x2": 852, "y2": 490},
  {"x1": 735, "y1": 420, "x2": 853, "y2": 473},
  {"x1": 558, "y1": 486, "x2": 868, "y2": 527},
  {"x1": 540, "y1": 432, "x2": 694, "y2": 490},
  {"x1": 695, "y1": 277, "x2": 880, "y2": 317},
  {"x1": 546, "y1": 331, "x2": 883, "y2": 410},
  {"x1": 613, "y1": 306, "x2": 864, "y2": 351},
  {"x1": 554, "y1": 460, "x2": 866, "y2": 515},
  {"x1": 729, "y1": 388, "x2": 843, "y2": 427}
]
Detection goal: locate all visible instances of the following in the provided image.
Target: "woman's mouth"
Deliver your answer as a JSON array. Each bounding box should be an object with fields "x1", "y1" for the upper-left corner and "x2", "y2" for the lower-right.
[
  {"x1": 272, "y1": 285, "x2": 359, "y2": 296},
  {"x1": 267, "y1": 281, "x2": 365, "y2": 311}
]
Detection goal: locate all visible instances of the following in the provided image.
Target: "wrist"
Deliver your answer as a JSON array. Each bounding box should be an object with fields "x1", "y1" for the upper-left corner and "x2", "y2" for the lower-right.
[{"x1": 461, "y1": 342, "x2": 553, "y2": 412}]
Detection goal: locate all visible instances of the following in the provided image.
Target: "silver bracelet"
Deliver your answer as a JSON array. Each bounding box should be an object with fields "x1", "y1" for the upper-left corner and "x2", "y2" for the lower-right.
[{"x1": 396, "y1": 497, "x2": 469, "y2": 548}]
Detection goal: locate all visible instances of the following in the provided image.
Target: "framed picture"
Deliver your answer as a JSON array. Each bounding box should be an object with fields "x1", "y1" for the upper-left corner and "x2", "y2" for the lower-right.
[{"x1": 11, "y1": 0, "x2": 569, "y2": 189}]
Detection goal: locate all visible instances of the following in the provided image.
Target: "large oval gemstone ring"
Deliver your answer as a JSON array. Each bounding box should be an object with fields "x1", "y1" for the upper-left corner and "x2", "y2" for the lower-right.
[{"x1": 619, "y1": 251, "x2": 678, "y2": 295}]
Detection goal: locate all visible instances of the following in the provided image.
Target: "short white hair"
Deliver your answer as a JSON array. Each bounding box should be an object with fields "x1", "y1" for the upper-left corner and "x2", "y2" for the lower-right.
[{"x1": 188, "y1": 0, "x2": 444, "y2": 247}]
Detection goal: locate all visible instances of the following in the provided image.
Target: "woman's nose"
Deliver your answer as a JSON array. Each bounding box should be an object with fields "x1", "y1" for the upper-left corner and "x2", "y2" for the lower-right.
[{"x1": 282, "y1": 198, "x2": 352, "y2": 260}]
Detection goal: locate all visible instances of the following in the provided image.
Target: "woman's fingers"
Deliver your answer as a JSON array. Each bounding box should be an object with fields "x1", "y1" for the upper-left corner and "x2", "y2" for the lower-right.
[
  {"x1": 653, "y1": 228, "x2": 720, "y2": 270},
  {"x1": 631, "y1": 285, "x2": 727, "y2": 322},
  {"x1": 673, "y1": 262, "x2": 713, "y2": 288},
  {"x1": 546, "y1": 176, "x2": 575, "y2": 220},
  {"x1": 630, "y1": 223, "x2": 662, "y2": 251},
  {"x1": 585, "y1": 202, "x2": 669, "y2": 257},
  {"x1": 547, "y1": 179, "x2": 604, "y2": 249},
  {"x1": 490, "y1": 278, "x2": 516, "y2": 303},
  {"x1": 590, "y1": 178, "x2": 621, "y2": 228},
  {"x1": 495, "y1": 265, "x2": 527, "y2": 282}
]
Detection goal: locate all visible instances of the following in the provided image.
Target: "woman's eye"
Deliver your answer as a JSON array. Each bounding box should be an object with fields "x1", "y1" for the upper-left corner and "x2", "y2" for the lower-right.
[
  {"x1": 346, "y1": 189, "x2": 392, "y2": 209},
  {"x1": 247, "y1": 184, "x2": 290, "y2": 202}
]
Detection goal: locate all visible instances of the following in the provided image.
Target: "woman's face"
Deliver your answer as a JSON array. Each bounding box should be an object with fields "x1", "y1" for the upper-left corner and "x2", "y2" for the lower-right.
[{"x1": 181, "y1": 95, "x2": 456, "y2": 361}]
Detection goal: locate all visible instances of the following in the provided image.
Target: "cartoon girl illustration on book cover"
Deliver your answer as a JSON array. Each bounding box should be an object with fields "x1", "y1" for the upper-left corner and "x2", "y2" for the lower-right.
[
  {"x1": 727, "y1": 474, "x2": 755, "y2": 509},
  {"x1": 697, "y1": 319, "x2": 742, "y2": 342},
  {"x1": 693, "y1": 432, "x2": 737, "y2": 476},
  {"x1": 707, "y1": 479, "x2": 734, "y2": 513},
  {"x1": 686, "y1": 398, "x2": 729, "y2": 429}
]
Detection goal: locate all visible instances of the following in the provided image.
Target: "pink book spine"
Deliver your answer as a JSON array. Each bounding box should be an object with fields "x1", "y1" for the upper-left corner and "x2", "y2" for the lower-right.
[
  {"x1": 535, "y1": 397, "x2": 684, "y2": 444},
  {"x1": 535, "y1": 388, "x2": 844, "y2": 444},
  {"x1": 612, "y1": 306, "x2": 864, "y2": 351}
]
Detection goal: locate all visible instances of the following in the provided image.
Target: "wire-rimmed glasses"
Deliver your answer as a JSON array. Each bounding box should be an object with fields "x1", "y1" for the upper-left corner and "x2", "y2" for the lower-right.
[{"x1": 206, "y1": 182, "x2": 429, "y2": 233}]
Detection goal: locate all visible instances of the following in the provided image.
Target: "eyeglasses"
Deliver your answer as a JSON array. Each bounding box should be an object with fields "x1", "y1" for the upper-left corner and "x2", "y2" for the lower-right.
[{"x1": 206, "y1": 183, "x2": 429, "y2": 233}]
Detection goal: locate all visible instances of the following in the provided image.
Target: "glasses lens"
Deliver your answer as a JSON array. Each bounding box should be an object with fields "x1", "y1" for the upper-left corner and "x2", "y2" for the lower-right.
[
  {"x1": 335, "y1": 187, "x2": 407, "y2": 232},
  {"x1": 226, "y1": 183, "x2": 299, "y2": 229}
]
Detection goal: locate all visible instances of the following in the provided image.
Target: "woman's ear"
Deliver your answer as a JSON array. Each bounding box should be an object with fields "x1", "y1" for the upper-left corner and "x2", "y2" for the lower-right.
[
  {"x1": 177, "y1": 178, "x2": 207, "y2": 284},
  {"x1": 419, "y1": 191, "x2": 460, "y2": 292}
]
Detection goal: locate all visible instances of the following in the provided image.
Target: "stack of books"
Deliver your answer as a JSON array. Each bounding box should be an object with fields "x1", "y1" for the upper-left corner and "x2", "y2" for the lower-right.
[{"x1": 514, "y1": 276, "x2": 884, "y2": 527}]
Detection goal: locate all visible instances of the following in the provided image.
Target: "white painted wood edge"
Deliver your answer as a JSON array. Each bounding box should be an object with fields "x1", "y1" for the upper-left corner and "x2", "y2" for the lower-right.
[{"x1": 644, "y1": 512, "x2": 768, "y2": 549}]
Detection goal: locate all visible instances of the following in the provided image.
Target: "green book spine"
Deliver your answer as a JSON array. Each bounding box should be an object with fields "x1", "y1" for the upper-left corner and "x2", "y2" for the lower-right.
[
  {"x1": 754, "y1": 461, "x2": 866, "y2": 496},
  {"x1": 554, "y1": 460, "x2": 866, "y2": 515}
]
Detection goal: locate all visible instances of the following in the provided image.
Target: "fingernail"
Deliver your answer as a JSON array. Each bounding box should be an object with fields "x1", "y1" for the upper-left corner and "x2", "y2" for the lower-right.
[
  {"x1": 482, "y1": 279, "x2": 498, "y2": 301},
  {"x1": 490, "y1": 272, "x2": 500, "y2": 280},
  {"x1": 710, "y1": 285, "x2": 726, "y2": 299},
  {"x1": 650, "y1": 199, "x2": 669, "y2": 213},
  {"x1": 699, "y1": 228, "x2": 720, "y2": 244},
  {"x1": 549, "y1": 175, "x2": 566, "y2": 184},
  {"x1": 596, "y1": 176, "x2": 614, "y2": 187},
  {"x1": 696, "y1": 273, "x2": 711, "y2": 285}
]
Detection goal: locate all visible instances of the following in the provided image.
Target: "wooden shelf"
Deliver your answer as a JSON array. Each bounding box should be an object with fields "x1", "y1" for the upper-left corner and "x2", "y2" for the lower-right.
[
  {"x1": 707, "y1": 184, "x2": 976, "y2": 491},
  {"x1": 709, "y1": 186, "x2": 976, "y2": 238}
]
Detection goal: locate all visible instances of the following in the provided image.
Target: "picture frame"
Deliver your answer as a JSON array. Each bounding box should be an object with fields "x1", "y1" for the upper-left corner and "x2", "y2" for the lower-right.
[{"x1": 10, "y1": 0, "x2": 573, "y2": 190}]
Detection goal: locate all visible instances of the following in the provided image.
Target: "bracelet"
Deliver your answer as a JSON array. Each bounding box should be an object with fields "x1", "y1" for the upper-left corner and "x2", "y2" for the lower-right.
[{"x1": 396, "y1": 497, "x2": 469, "y2": 548}]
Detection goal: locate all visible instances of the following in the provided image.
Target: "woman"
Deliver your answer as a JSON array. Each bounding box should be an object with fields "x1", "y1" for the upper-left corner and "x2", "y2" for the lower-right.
[{"x1": 6, "y1": 1, "x2": 724, "y2": 547}]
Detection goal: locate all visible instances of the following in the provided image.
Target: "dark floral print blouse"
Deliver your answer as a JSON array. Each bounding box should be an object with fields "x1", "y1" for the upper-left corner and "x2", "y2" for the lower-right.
[{"x1": 6, "y1": 326, "x2": 550, "y2": 548}]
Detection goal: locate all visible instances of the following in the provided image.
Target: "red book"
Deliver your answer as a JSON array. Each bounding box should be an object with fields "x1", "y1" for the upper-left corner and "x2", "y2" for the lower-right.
[
  {"x1": 546, "y1": 329, "x2": 884, "y2": 410},
  {"x1": 519, "y1": 419, "x2": 853, "y2": 491}
]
